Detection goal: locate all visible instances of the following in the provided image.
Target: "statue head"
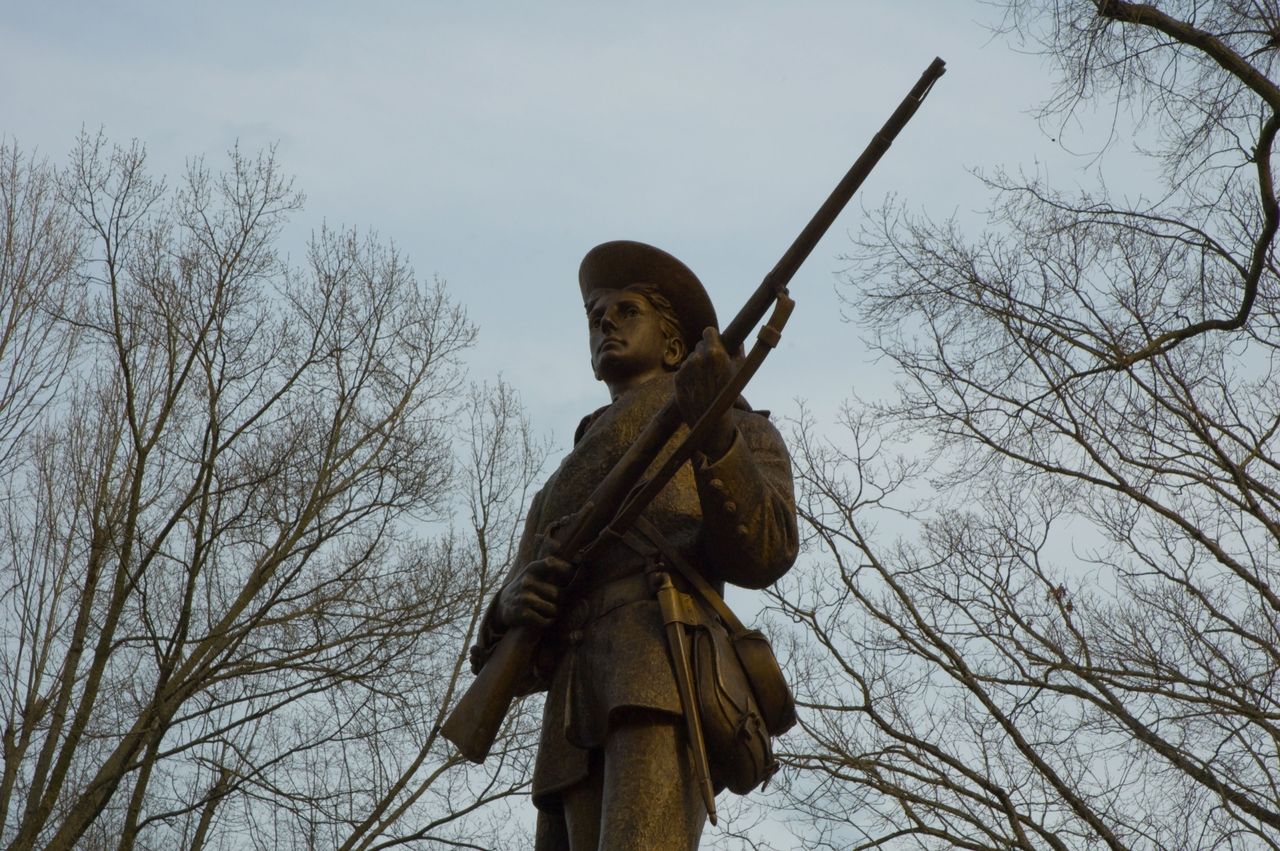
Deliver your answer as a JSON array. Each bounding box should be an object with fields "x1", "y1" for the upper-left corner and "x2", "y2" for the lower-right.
[{"x1": 579, "y1": 241, "x2": 718, "y2": 394}]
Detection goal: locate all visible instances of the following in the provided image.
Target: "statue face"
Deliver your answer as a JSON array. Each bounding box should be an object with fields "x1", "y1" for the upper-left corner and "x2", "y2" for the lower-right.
[{"x1": 587, "y1": 289, "x2": 680, "y2": 386}]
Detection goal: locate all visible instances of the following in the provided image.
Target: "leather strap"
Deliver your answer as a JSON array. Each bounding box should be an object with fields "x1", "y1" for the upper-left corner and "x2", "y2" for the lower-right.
[{"x1": 630, "y1": 515, "x2": 748, "y2": 637}]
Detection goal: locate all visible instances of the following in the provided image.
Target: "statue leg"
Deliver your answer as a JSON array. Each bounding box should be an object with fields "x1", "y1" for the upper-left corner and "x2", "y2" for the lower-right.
[
  {"x1": 557, "y1": 748, "x2": 605, "y2": 850},
  {"x1": 598, "y1": 711, "x2": 707, "y2": 851},
  {"x1": 535, "y1": 808, "x2": 571, "y2": 851}
]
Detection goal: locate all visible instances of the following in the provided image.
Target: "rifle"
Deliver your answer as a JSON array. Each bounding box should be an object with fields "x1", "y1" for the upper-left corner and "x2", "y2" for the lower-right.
[{"x1": 441, "y1": 57, "x2": 947, "y2": 762}]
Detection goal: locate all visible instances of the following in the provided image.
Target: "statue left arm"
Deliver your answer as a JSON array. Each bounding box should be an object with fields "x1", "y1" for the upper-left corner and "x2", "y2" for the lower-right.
[
  {"x1": 674, "y1": 327, "x2": 798, "y2": 587},
  {"x1": 692, "y1": 409, "x2": 798, "y2": 589}
]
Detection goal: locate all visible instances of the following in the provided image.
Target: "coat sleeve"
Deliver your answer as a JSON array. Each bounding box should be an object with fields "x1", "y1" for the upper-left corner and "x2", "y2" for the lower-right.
[{"x1": 692, "y1": 409, "x2": 799, "y2": 589}]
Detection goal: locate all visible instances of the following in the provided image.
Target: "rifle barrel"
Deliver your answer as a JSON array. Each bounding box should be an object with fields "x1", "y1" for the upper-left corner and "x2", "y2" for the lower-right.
[{"x1": 721, "y1": 56, "x2": 946, "y2": 351}]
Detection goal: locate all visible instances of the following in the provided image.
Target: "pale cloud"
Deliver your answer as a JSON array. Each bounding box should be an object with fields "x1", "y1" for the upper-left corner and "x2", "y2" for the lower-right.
[{"x1": 1, "y1": 0, "x2": 1075, "y2": 444}]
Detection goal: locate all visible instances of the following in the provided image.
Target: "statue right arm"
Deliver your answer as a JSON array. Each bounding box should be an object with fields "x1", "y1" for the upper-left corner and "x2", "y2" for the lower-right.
[{"x1": 468, "y1": 488, "x2": 578, "y2": 695}]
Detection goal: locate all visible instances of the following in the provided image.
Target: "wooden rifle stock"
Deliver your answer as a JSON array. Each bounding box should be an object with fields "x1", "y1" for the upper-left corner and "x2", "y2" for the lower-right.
[{"x1": 440, "y1": 57, "x2": 946, "y2": 762}]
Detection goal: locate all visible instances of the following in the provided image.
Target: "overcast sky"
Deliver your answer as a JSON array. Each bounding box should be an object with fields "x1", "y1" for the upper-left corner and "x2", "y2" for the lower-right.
[
  {"x1": 1, "y1": 0, "x2": 1103, "y2": 449},
  {"x1": 0, "y1": 2, "x2": 1139, "y2": 844}
]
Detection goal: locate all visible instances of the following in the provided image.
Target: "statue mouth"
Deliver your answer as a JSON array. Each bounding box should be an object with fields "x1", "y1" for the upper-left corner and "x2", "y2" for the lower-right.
[{"x1": 597, "y1": 337, "x2": 624, "y2": 353}]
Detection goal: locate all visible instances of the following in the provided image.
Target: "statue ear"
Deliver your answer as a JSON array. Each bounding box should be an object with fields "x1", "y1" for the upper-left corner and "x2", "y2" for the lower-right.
[{"x1": 664, "y1": 335, "x2": 686, "y2": 370}]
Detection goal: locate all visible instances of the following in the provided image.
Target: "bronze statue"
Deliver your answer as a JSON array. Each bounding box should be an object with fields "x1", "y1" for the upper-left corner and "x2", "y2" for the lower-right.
[
  {"x1": 446, "y1": 56, "x2": 947, "y2": 851},
  {"x1": 468, "y1": 241, "x2": 798, "y2": 849}
]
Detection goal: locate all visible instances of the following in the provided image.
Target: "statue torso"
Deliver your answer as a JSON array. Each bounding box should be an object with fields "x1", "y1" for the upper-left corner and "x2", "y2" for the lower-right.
[{"x1": 534, "y1": 372, "x2": 702, "y2": 588}]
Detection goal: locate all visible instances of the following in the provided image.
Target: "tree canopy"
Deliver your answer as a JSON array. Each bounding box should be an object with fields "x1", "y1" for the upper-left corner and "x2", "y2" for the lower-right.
[
  {"x1": 767, "y1": 2, "x2": 1280, "y2": 848},
  {"x1": 0, "y1": 135, "x2": 544, "y2": 851}
]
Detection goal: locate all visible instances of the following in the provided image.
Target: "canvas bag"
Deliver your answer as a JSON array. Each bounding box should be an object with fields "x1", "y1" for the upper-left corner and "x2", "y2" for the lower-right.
[{"x1": 633, "y1": 518, "x2": 797, "y2": 793}]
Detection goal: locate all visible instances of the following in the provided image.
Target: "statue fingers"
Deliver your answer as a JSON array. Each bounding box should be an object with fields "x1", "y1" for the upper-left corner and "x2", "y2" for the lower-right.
[
  {"x1": 699, "y1": 327, "x2": 731, "y2": 376},
  {"x1": 701, "y1": 325, "x2": 724, "y2": 354},
  {"x1": 529, "y1": 554, "x2": 574, "y2": 586},
  {"x1": 523, "y1": 576, "x2": 563, "y2": 605},
  {"x1": 507, "y1": 589, "x2": 558, "y2": 627}
]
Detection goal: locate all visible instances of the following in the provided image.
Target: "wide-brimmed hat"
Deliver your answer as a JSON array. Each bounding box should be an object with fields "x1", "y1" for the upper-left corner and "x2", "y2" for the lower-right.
[{"x1": 578, "y1": 240, "x2": 718, "y2": 351}]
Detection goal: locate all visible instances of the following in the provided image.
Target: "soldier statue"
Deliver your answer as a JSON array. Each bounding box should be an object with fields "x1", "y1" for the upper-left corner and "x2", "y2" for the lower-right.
[{"x1": 469, "y1": 241, "x2": 798, "y2": 850}]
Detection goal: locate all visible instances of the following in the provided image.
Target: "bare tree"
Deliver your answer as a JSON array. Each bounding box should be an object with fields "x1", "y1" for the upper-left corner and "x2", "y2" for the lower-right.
[
  {"x1": 767, "y1": 2, "x2": 1280, "y2": 848},
  {"x1": 0, "y1": 140, "x2": 84, "y2": 479},
  {"x1": 0, "y1": 134, "x2": 540, "y2": 850}
]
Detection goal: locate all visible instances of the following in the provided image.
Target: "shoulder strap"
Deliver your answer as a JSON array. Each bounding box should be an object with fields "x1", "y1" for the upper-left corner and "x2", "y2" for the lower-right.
[{"x1": 631, "y1": 516, "x2": 748, "y2": 636}]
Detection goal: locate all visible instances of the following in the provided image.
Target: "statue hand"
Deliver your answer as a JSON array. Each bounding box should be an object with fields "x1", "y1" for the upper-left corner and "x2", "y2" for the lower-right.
[
  {"x1": 497, "y1": 538, "x2": 574, "y2": 629},
  {"x1": 675, "y1": 327, "x2": 736, "y2": 459}
]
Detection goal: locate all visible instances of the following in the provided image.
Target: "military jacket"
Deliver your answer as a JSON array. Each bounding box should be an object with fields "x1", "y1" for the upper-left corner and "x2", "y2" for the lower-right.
[{"x1": 470, "y1": 372, "x2": 797, "y2": 808}]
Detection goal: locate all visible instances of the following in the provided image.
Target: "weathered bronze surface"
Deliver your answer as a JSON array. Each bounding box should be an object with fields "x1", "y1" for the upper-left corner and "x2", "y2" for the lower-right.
[{"x1": 469, "y1": 242, "x2": 798, "y2": 849}]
